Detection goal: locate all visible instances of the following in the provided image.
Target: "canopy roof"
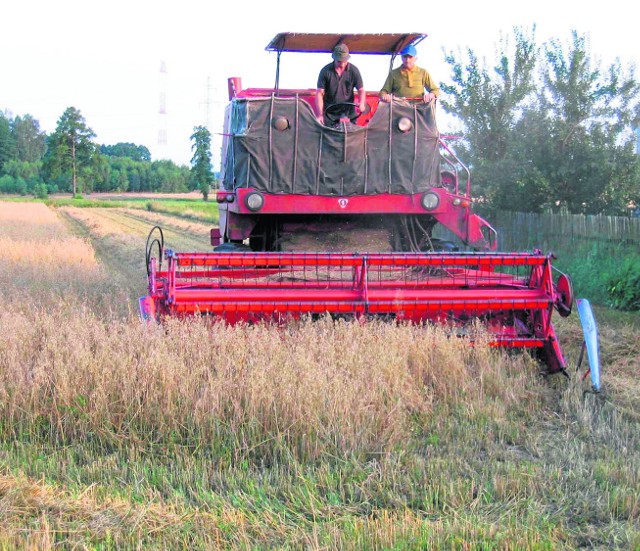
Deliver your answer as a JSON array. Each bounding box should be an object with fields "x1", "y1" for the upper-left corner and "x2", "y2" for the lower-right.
[{"x1": 265, "y1": 33, "x2": 427, "y2": 56}]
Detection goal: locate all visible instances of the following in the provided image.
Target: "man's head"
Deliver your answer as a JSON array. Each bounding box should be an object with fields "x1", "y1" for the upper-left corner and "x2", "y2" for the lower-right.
[
  {"x1": 400, "y1": 44, "x2": 417, "y2": 70},
  {"x1": 332, "y1": 44, "x2": 350, "y2": 62}
]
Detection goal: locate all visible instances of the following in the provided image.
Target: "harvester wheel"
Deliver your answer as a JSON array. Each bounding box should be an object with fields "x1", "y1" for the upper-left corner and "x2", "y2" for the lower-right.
[
  {"x1": 213, "y1": 242, "x2": 252, "y2": 252},
  {"x1": 427, "y1": 238, "x2": 459, "y2": 252},
  {"x1": 556, "y1": 273, "x2": 574, "y2": 317},
  {"x1": 145, "y1": 225, "x2": 164, "y2": 276}
]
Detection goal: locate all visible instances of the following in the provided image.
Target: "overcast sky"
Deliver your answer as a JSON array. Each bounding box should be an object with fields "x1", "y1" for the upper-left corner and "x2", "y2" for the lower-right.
[{"x1": 2, "y1": 1, "x2": 637, "y2": 168}]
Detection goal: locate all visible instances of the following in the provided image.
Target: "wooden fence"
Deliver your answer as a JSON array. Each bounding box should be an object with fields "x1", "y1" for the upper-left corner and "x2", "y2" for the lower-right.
[
  {"x1": 492, "y1": 211, "x2": 640, "y2": 252},
  {"x1": 435, "y1": 210, "x2": 640, "y2": 253}
]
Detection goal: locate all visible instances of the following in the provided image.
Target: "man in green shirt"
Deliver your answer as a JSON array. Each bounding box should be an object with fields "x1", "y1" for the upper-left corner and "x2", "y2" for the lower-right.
[{"x1": 379, "y1": 44, "x2": 440, "y2": 103}]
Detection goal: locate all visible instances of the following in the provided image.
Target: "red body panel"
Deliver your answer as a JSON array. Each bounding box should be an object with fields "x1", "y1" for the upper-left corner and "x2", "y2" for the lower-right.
[{"x1": 218, "y1": 189, "x2": 496, "y2": 250}]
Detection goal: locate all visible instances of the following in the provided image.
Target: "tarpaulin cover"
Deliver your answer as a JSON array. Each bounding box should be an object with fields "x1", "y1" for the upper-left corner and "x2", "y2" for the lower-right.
[{"x1": 222, "y1": 96, "x2": 440, "y2": 196}]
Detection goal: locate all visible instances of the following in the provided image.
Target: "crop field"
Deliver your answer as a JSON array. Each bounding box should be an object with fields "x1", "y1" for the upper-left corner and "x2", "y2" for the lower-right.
[{"x1": 0, "y1": 200, "x2": 639, "y2": 549}]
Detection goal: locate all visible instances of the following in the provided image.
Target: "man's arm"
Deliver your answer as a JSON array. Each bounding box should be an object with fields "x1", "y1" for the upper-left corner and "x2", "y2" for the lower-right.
[
  {"x1": 351, "y1": 66, "x2": 367, "y2": 113},
  {"x1": 422, "y1": 69, "x2": 441, "y2": 103},
  {"x1": 379, "y1": 72, "x2": 395, "y2": 103},
  {"x1": 315, "y1": 89, "x2": 325, "y2": 124},
  {"x1": 358, "y1": 87, "x2": 367, "y2": 113}
]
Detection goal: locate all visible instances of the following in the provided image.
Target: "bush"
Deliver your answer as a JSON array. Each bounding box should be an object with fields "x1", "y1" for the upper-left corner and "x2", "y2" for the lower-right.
[
  {"x1": 551, "y1": 243, "x2": 611, "y2": 305},
  {"x1": 33, "y1": 182, "x2": 48, "y2": 199},
  {"x1": 605, "y1": 255, "x2": 640, "y2": 311},
  {"x1": 0, "y1": 174, "x2": 16, "y2": 193},
  {"x1": 0, "y1": 174, "x2": 27, "y2": 195}
]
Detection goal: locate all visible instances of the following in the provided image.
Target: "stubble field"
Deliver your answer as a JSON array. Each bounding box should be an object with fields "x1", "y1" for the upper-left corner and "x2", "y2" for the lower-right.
[{"x1": 0, "y1": 200, "x2": 639, "y2": 549}]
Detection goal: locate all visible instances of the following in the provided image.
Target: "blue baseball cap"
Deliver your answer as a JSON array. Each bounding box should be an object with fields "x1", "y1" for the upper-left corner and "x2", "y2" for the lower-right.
[{"x1": 400, "y1": 45, "x2": 417, "y2": 57}]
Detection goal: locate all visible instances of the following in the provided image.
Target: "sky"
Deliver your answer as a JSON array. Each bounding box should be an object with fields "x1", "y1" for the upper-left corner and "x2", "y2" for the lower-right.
[{"x1": 2, "y1": 1, "x2": 637, "y2": 169}]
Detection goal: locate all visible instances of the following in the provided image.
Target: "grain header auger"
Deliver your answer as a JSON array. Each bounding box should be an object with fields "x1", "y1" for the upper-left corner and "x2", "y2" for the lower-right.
[{"x1": 140, "y1": 33, "x2": 601, "y2": 390}]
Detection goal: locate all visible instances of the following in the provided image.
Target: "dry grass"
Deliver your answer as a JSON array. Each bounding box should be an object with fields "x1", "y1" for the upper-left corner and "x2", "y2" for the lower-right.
[
  {"x1": 0, "y1": 202, "x2": 99, "y2": 265},
  {"x1": 0, "y1": 202, "x2": 114, "y2": 316},
  {"x1": 0, "y1": 201, "x2": 62, "y2": 236},
  {"x1": 0, "y1": 200, "x2": 639, "y2": 549},
  {"x1": 60, "y1": 205, "x2": 211, "y2": 253},
  {"x1": 0, "y1": 310, "x2": 541, "y2": 461},
  {"x1": 53, "y1": 206, "x2": 212, "y2": 313},
  {"x1": 0, "y1": 471, "x2": 221, "y2": 549}
]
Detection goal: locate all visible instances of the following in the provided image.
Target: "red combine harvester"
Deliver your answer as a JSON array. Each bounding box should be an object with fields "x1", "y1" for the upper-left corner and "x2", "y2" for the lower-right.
[{"x1": 140, "y1": 33, "x2": 601, "y2": 387}]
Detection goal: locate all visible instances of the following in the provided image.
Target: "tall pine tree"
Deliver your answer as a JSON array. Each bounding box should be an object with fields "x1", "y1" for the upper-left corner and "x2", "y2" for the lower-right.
[
  {"x1": 44, "y1": 107, "x2": 97, "y2": 196},
  {"x1": 190, "y1": 125, "x2": 213, "y2": 201}
]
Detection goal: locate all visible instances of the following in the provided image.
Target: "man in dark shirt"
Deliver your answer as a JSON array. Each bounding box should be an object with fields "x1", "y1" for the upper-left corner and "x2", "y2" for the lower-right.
[{"x1": 315, "y1": 44, "x2": 366, "y2": 126}]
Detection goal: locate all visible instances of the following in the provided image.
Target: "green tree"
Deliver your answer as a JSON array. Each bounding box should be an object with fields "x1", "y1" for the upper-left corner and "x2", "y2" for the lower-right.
[
  {"x1": 150, "y1": 160, "x2": 190, "y2": 192},
  {"x1": 11, "y1": 114, "x2": 46, "y2": 162},
  {"x1": 441, "y1": 28, "x2": 640, "y2": 215},
  {"x1": 0, "y1": 174, "x2": 26, "y2": 194},
  {"x1": 100, "y1": 142, "x2": 151, "y2": 162},
  {"x1": 441, "y1": 27, "x2": 538, "y2": 164},
  {"x1": 2, "y1": 159, "x2": 44, "y2": 195},
  {"x1": 0, "y1": 111, "x2": 17, "y2": 172},
  {"x1": 44, "y1": 107, "x2": 97, "y2": 196},
  {"x1": 539, "y1": 32, "x2": 640, "y2": 213},
  {"x1": 190, "y1": 125, "x2": 213, "y2": 201}
]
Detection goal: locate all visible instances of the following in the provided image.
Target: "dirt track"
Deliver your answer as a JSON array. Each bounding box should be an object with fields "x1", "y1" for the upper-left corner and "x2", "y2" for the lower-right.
[{"x1": 58, "y1": 207, "x2": 213, "y2": 302}]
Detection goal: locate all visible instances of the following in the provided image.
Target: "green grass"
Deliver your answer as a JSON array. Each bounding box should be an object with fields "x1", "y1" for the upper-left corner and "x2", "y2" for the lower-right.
[
  {"x1": 551, "y1": 242, "x2": 639, "y2": 310},
  {"x1": 1, "y1": 194, "x2": 220, "y2": 224},
  {"x1": 141, "y1": 199, "x2": 219, "y2": 222}
]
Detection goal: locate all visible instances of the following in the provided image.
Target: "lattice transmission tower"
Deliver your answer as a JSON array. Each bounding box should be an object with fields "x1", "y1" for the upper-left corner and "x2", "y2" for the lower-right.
[
  {"x1": 200, "y1": 76, "x2": 223, "y2": 172},
  {"x1": 158, "y1": 60, "x2": 168, "y2": 150}
]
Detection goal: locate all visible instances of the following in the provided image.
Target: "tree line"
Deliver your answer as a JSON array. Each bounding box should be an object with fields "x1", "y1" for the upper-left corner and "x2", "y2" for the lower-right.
[
  {"x1": 0, "y1": 107, "x2": 212, "y2": 198},
  {"x1": 441, "y1": 28, "x2": 640, "y2": 216},
  {"x1": 2, "y1": 28, "x2": 639, "y2": 213}
]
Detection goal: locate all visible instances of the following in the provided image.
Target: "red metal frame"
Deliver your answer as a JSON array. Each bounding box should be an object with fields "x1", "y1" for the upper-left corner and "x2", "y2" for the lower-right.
[
  {"x1": 141, "y1": 251, "x2": 568, "y2": 374},
  {"x1": 217, "y1": 188, "x2": 496, "y2": 251}
]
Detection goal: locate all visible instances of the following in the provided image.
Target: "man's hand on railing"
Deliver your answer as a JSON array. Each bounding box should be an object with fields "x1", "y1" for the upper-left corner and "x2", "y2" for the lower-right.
[{"x1": 380, "y1": 93, "x2": 436, "y2": 104}]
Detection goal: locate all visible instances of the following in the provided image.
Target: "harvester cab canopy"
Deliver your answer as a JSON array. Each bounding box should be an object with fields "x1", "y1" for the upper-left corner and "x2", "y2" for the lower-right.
[{"x1": 265, "y1": 32, "x2": 427, "y2": 89}]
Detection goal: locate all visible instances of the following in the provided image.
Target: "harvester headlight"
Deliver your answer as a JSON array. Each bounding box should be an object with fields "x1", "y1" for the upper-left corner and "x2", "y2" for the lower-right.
[
  {"x1": 272, "y1": 116, "x2": 290, "y2": 131},
  {"x1": 397, "y1": 117, "x2": 413, "y2": 133},
  {"x1": 245, "y1": 192, "x2": 265, "y2": 211},
  {"x1": 421, "y1": 192, "x2": 440, "y2": 211},
  {"x1": 453, "y1": 197, "x2": 461, "y2": 206}
]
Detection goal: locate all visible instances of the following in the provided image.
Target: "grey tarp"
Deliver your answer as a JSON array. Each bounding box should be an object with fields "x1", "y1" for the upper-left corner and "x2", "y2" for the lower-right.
[{"x1": 222, "y1": 96, "x2": 440, "y2": 195}]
